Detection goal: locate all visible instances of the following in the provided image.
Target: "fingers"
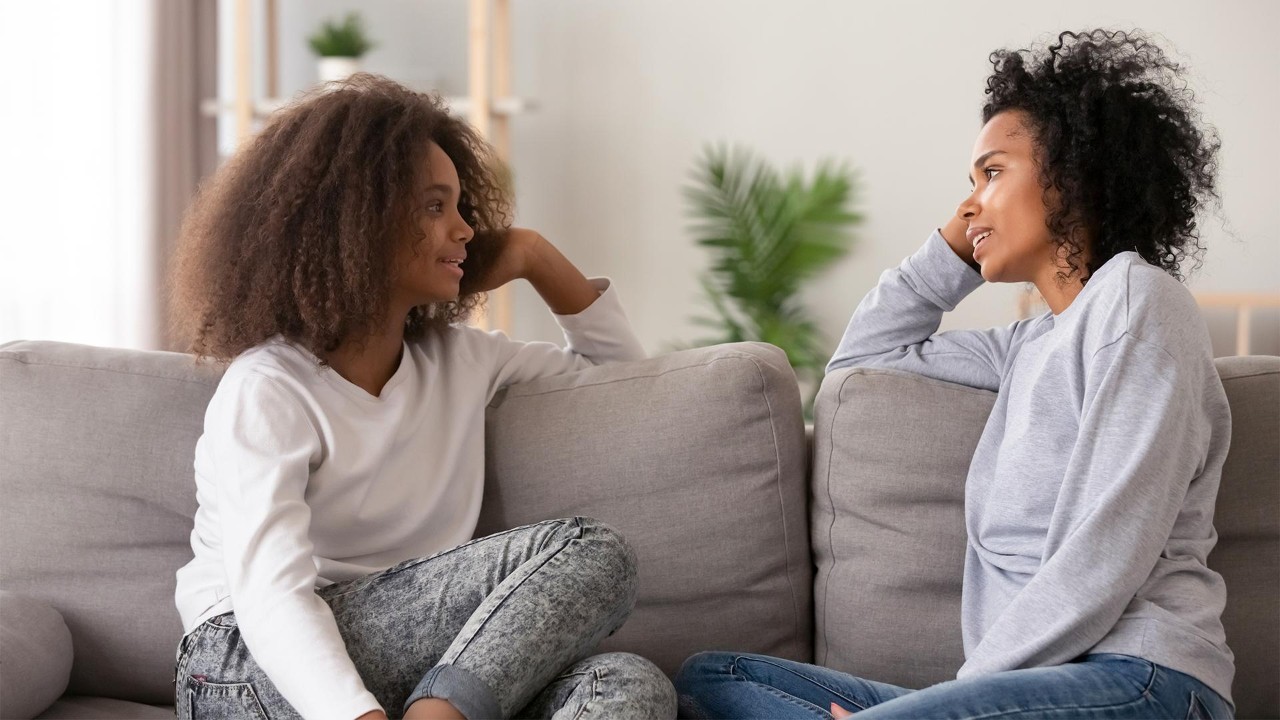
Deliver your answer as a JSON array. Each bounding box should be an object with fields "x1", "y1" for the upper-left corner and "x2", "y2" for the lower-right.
[{"x1": 831, "y1": 701, "x2": 854, "y2": 719}]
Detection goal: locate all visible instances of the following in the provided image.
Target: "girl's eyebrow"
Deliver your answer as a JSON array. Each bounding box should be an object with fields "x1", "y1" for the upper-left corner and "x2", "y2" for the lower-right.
[
  {"x1": 423, "y1": 183, "x2": 456, "y2": 195},
  {"x1": 968, "y1": 150, "x2": 1008, "y2": 186}
]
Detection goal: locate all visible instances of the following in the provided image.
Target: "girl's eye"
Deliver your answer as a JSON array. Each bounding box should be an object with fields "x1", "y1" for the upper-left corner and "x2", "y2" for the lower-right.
[
  {"x1": 984, "y1": 167, "x2": 1002, "y2": 181},
  {"x1": 427, "y1": 202, "x2": 444, "y2": 213}
]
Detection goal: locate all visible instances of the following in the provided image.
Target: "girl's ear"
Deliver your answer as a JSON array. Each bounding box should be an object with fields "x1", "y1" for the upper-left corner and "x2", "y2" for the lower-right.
[{"x1": 458, "y1": 228, "x2": 505, "y2": 295}]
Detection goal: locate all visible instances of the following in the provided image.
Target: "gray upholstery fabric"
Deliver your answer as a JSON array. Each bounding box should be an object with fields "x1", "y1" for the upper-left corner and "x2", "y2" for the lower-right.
[
  {"x1": 1, "y1": 339, "x2": 812, "y2": 709},
  {"x1": 1210, "y1": 356, "x2": 1280, "y2": 720},
  {"x1": 0, "y1": 341, "x2": 221, "y2": 705},
  {"x1": 4, "y1": 338, "x2": 1271, "y2": 715},
  {"x1": 0, "y1": 592, "x2": 74, "y2": 719},
  {"x1": 812, "y1": 357, "x2": 1280, "y2": 719},
  {"x1": 811, "y1": 367, "x2": 990, "y2": 689},
  {"x1": 477, "y1": 342, "x2": 813, "y2": 676},
  {"x1": 36, "y1": 696, "x2": 173, "y2": 719}
]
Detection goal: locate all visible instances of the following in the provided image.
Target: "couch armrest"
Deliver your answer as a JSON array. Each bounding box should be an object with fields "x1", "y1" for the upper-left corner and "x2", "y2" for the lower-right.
[{"x1": 0, "y1": 592, "x2": 74, "y2": 719}]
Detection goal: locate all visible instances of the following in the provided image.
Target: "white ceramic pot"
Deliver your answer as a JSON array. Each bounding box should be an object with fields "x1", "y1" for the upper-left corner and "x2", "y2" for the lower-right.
[{"x1": 317, "y1": 56, "x2": 361, "y2": 84}]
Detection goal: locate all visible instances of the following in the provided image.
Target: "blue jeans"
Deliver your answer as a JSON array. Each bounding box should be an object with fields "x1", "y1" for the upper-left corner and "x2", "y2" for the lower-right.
[
  {"x1": 174, "y1": 518, "x2": 676, "y2": 719},
  {"x1": 675, "y1": 652, "x2": 1232, "y2": 719}
]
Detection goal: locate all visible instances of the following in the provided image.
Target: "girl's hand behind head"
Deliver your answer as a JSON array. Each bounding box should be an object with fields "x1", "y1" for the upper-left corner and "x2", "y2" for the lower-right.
[{"x1": 462, "y1": 227, "x2": 544, "y2": 294}]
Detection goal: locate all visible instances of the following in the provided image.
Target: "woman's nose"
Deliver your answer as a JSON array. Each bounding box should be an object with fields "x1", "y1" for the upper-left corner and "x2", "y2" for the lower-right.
[{"x1": 956, "y1": 192, "x2": 979, "y2": 221}]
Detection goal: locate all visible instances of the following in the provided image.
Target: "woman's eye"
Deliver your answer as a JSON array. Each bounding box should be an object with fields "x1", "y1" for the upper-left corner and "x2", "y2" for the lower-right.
[{"x1": 984, "y1": 167, "x2": 1002, "y2": 181}]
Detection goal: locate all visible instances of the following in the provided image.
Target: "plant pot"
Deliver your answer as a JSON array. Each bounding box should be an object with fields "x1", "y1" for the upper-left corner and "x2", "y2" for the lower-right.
[{"x1": 317, "y1": 56, "x2": 361, "y2": 84}]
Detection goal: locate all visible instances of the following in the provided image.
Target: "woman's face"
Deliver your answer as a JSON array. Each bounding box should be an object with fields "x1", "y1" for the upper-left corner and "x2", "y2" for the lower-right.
[
  {"x1": 393, "y1": 142, "x2": 475, "y2": 308},
  {"x1": 957, "y1": 110, "x2": 1059, "y2": 285}
]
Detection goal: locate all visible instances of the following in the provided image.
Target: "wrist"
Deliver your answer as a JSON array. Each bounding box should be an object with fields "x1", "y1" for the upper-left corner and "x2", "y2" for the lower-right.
[{"x1": 520, "y1": 233, "x2": 551, "y2": 283}]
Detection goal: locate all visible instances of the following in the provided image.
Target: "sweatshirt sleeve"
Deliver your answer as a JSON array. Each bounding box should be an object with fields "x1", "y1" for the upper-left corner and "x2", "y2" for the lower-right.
[
  {"x1": 482, "y1": 277, "x2": 647, "y2": 394},
  {"x1": 827, "y1": 230, "x2": 1031, "y2": 392},
  {"x1": 206, "y1": 372, "x2": 382, "y2": 720},
  {"x1": 957, "y1": 332, "x2": 1214, "y2": 676}
]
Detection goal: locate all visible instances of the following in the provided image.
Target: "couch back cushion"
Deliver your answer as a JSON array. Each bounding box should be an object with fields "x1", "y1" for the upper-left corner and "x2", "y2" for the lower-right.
[
  {"x1": 811, "y1": 357, "x2": 1279, "y2": 719},
  {"x1": 0, "y1": 341, "x2": 222, "y2": 704},
  {"x1": 477, "y1": 342, "x2": 813, "y2": 675},
  {"x1": 1, "y1": 340, "x2": 812, "y2": 704},
  {"x1": 810, "y1": 368, "x2": 988, "y2": 687},
  {"x1": 1209, "y1": 356, "x2": 1280, "y2": 719}
]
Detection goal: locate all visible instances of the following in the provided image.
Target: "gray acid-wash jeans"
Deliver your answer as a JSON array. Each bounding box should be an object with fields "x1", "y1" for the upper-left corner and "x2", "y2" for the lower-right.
[{"x1": 173, "y1": 517, "x2": 676, "y2": 719}]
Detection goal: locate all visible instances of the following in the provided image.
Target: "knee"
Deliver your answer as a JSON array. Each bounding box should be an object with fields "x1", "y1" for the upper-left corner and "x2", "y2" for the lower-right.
[
  {"x1": 674, "y1": 651, "x2": 738, "y2": 692},
  {"x1": 570, "y1": 517, "x2": 639, "y2": 598},
  {"x1": 596, "y1": 652, "x2": 677, "y2": 716}
]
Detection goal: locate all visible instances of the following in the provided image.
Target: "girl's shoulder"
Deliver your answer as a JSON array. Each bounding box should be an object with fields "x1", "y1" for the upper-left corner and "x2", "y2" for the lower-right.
[
  {"x1": 216, "y1": 337, "x2": 327, "y2": 399},
  {"x1": 412, "y1": 322, "x2": 524, "y2": 365}
]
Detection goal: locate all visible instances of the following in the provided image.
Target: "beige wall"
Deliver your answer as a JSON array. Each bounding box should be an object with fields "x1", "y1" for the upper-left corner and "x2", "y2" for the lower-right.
[{"x1": 262, "y1": 0, "x2": 1280, "y2": 352}]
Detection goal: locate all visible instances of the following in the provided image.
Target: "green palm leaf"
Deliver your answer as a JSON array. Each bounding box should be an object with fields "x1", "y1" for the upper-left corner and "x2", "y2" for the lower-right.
[{"x1": 682, "y1": 145, "x2": 861, "y2": 411}]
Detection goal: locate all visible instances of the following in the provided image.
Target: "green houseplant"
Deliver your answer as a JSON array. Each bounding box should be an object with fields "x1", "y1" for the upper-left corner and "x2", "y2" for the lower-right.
[
  {"x1": 308, "y1": 13, "x2": 375, "y2": 83},
  {"x1": 684, "y1": 145, "x2": 861, "y2": 411}
]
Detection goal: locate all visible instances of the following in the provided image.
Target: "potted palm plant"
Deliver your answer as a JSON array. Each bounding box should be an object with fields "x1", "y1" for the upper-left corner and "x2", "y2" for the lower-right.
[
  {"x1": 308, "y1": 12, "x2": 375, "y2": 83},
  {"x1": 684, "y1": 145, "x2": 861, "y2": 414}
]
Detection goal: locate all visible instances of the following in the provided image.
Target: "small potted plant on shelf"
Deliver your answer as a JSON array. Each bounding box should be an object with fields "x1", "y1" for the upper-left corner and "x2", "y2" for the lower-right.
[{"x1": 308, "y1": 12, "x2": 375, "y2": 83}]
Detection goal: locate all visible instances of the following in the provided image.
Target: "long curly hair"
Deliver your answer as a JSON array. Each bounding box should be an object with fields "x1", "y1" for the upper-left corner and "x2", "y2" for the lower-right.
[
  {"x1": 170, "y1": 73, "x2": 511, "y2": 362},
  {"x1": 982, "y1": 29, "x2": 1220, "y2": 282}
]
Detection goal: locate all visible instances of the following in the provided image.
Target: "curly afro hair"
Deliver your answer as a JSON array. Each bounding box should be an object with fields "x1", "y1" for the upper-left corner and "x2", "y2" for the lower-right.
[
  {"x1": 982, "y1": 29, "x2": 1220, "y2": 282},
  {"x1": 170, "y1": 73, "x2": 512, "y2": 363}
]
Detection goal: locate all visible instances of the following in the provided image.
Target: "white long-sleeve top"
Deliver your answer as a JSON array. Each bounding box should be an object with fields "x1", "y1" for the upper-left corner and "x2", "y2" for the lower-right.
[
  {"x1": 828, "y1": 232, "x2": 1234, "y2": 704},
  {"x1": 175, "y1": 279, "x2": 645, "y2": 720}
]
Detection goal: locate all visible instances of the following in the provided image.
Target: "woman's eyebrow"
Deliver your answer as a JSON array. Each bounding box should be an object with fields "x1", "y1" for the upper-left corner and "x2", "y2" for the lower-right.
[{"x1": 968, "y1": 150, "x2": 1009, "y2": 186}]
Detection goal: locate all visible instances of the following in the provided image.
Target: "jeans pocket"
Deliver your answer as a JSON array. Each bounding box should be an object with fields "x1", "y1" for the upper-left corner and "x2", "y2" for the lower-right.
[
  {"x1": 1185, "y1": 691, "x2": 1212, "y2": 720},
  {"x1": 185, "y1": 675, "x2": 270, "y2": 720}
]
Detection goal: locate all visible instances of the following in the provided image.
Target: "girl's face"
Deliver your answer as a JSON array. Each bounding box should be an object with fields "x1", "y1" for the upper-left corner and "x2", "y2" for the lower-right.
[
  {"x1": 393, "y1": 142, "x2": 475, "y2": 308},
  {"x1": 957, "y1": 110, "x2": 1059, "y2": 285}
]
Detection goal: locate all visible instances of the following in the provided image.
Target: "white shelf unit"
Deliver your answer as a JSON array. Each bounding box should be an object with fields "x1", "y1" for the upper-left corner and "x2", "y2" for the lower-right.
[{"x1": 214, "y1": 0, "x2": 526, "y2": 333}]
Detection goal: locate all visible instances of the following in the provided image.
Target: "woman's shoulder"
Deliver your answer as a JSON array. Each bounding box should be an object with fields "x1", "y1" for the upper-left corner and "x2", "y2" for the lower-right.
[{"x1": 1087, "y1": 252, "x2": 1209, "y2": 359}]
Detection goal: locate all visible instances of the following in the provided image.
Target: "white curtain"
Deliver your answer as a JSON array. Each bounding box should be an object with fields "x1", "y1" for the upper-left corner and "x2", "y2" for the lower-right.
[{"x1": 0, "y1": 0, "x2": 216, "y2": 351}]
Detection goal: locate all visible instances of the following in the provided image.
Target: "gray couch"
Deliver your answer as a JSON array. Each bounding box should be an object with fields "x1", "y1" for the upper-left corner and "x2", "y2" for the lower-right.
[{"x1": 1, "y1": 340, "x2": 1276, "y2": 719}]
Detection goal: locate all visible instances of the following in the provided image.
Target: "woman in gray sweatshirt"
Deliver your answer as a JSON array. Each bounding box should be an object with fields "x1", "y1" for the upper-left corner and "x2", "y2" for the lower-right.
[{"x1": 675, "y1": 29, "x2": 1234, "y2": 720}]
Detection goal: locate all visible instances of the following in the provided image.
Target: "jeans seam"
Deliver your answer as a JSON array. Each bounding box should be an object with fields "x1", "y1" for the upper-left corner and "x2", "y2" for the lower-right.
[
  {"x1": 571, "y1": 668, "x2": 603, "y2": 720},
  {"x1": 444, "y1": 521, "x2": 585, "y2": 665},
  {"x1": 537, "y1": 517, "x2": 580, "y2": 555},
  {"x1": 731, "y1": 670, "x2": 835, "y2": 717},
  {"x1": 731, "y1": 655, "x2": 867, "y2": 711},
  {"x1": 186, "y1": 678, "x2": 270, "y2": 720},
  {"x1": 939, "y1": 689, "x2": 1158, "y2": 719}
]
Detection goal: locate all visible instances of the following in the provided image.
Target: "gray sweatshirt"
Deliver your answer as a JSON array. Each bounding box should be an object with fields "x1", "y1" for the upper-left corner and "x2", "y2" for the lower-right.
[{"x1": 829, "y1": 230, "x2": 1235, "y2": 704}]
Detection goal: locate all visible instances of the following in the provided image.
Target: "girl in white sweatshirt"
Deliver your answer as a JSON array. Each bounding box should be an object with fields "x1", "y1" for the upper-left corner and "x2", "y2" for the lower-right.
[{"x1": 169, "y1": 74, "x2": 675, "y2": 720}]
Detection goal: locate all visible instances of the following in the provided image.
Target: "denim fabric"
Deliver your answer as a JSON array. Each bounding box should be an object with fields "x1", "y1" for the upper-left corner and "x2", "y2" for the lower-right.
[
  {"x1": 675, "y1": 652, "x2": 1232, "y2": 720},
  {"x1": 174, "y1": 517, "x2": 676, "y2": 719}
]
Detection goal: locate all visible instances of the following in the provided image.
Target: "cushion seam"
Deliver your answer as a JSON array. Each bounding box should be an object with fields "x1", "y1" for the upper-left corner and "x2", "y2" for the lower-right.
[
  {"x1": 0, "y1": 356, "x2": 218, "y2": 387},
  {"x1": 741, "y1": 354, "x2": 807, "y2": 656},
  {"x1": 496, "y1": 351, "x2": 780, "y2": 400}
]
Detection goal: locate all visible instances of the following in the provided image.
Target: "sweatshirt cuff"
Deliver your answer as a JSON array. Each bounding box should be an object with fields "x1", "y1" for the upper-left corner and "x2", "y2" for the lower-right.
[
  {"x1": 908, "y1": 230, "x2": 986, "y2": 311},
  {"x1": 551, "y1": 277, "x2": 647, "y2": 361}
]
